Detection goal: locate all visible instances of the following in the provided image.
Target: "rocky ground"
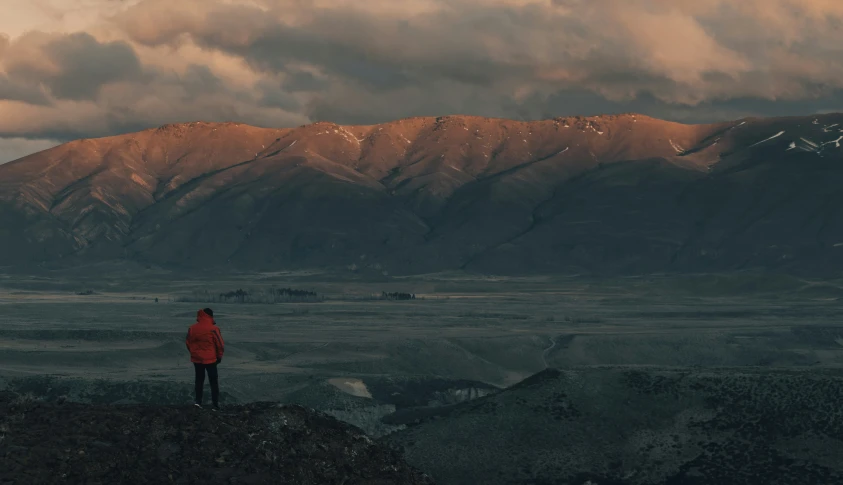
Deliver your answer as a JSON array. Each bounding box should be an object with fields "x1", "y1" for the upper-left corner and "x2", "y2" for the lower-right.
[
  {"x1": 0, "y1": 391, "x2": 433, "y2": 485},
  {"x1": 387, "y1": 367, "x2": 843, "y2": 485}
]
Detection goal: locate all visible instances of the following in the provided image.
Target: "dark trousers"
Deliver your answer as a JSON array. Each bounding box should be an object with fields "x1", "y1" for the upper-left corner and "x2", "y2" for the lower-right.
[{"x1": 193, "y1": 362, "x2": 219, "y2": 406}]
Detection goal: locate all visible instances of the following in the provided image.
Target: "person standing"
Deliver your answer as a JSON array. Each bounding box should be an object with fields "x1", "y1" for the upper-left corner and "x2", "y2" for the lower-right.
[{"x1": 185, "y1": 308, "x2": 224, "y2": 410}]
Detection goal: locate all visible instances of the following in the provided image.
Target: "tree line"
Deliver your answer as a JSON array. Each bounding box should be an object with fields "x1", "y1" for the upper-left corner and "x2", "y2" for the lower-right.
[
  {"x1": 380, "y1": 291, "x2": 415, "y2": 300},
  {"x1": 176, "y1": 287, "x2": 322, "y2": 304}
]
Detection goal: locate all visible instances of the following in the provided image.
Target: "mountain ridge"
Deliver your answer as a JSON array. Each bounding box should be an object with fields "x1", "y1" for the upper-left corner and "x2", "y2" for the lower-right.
[{"x1": 2, "y1": 112, "x2": 843, "y2": 275}]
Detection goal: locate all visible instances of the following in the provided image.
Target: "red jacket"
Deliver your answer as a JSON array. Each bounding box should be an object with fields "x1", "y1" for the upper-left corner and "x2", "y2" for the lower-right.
[{"x1": 186, "y1": 310, "x2": 224, "y2": 364}]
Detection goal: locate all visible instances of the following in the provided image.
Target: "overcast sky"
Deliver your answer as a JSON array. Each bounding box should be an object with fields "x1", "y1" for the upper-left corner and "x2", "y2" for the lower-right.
[{"x1": 3, "y1": 0, "x2": 843, "y2": 162}]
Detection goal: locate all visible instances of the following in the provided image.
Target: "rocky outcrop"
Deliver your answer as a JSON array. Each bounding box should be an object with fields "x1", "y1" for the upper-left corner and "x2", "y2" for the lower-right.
[{"x1": 0, "y1": 391, "x2": 433, "y2": 485}]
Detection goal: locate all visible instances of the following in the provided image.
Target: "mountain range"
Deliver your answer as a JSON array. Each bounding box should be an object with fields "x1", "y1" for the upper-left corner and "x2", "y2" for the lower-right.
[{"x1": 3, "y1": 113, "x2": 843, "y2": 275}]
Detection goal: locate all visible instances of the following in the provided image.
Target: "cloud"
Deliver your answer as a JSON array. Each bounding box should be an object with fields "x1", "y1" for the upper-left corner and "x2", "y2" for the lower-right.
[
  {"x1": 3, "y1": 0, "x2": 843, "y2": 149},
  {"x1": 114, "y1": 0, "x2": 843, "y2": 107},
  {"x1": 41, "y1": 32, "x2": 144, "y2": 100},
  {"x1": 3, "y1": 31, "x2": 143, "y2": 101},
  {"x1": 0, "y1": 29, "x2": 309, "y2": 141},
  {"x1": 0, "y1": 75, "x2": 51, "y2": 105}
]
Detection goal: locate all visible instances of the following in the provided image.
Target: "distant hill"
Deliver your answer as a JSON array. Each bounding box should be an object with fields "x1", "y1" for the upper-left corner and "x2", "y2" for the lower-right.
[
  {"x1": 3, "y1": 113, "x2": 843, "y2": 275},
  {"x1": 385, "y1": 367, "x2": 843, "y2": 485}
]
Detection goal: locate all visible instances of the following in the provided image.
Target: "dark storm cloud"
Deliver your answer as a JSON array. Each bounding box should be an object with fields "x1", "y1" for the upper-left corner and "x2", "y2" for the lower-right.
[
  {"x1": 42, "y1": 32, "x2": 144, "y2": 100},
  {"x1": 250, "y1": 76, "x2": 300, "y2": 111},
  {"x1": 0, "y1": 26, "x2": 308, "y2": 141},
  {"x1": 110, "y1": 0, "x2": 758, "y2": 122},
  {"x1": 4, "y1": 32, "x2": 143, "y2": 101},
  {"x1": 5, "y1": 0, "x2": 843, "y2": 146},
  {"x1": 281, "y1": 71, "x2": 330, "y2": 93},
  {"x1": 119, "y1": 0, "x2": 537, "y2": 91},
  {"x1": 179, "y1": 64, "x2": 224, "y2": 98},
  {"x1": 0, "y1": 75, "x2": 51, "y2": 105}
]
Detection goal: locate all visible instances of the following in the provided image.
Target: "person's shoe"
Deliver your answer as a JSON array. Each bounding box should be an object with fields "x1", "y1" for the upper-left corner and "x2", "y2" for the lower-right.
[
  {"x1": 193, "y1": 403, "x2": 202, "y2": 409},
  {"x1": 211, "y1": 404, "x2": 220, "y2": 412}
]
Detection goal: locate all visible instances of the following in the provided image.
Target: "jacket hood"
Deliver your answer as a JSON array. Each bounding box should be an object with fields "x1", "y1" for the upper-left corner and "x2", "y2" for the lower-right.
[{"x1": 196, "y1": 309, "x2": 215, "y2": 325}]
